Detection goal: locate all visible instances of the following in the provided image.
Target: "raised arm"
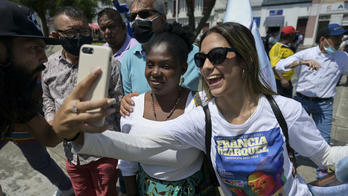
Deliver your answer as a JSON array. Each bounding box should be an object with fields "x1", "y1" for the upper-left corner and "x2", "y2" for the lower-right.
[
  {"x1": 112, "y1": 0, "x2": 129, "y2": 13},
  {"x1": 275, "y1": 52, "x2": 322, "y2": 73}
]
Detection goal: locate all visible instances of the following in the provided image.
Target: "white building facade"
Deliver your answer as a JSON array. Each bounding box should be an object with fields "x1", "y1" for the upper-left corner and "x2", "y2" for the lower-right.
[{"x1": 251, "y1": 0, "x2": 348, "y2": 47}]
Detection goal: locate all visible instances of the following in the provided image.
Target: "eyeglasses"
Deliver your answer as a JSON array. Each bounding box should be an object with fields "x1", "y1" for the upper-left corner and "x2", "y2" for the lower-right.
[
  {"x1": 126, "y1": 9, "x2": 160, "y2": 22},
  {"x1": 56, "y1": 28, "x2": 91, "y2": 39},
  {"x1": 99, "y1": 24, "x2": 119, "y2": 32},
  {"x1": 194, "y1": 47, "x2": 236, "y2": 68}
]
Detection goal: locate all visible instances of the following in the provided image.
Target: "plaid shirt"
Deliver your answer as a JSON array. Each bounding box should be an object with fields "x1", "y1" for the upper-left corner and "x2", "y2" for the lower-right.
[{"x1": 42, "y1": 50, "x2": 123, "y2": 165}]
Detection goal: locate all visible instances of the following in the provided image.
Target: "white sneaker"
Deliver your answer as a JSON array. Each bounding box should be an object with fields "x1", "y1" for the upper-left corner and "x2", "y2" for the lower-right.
[{"x1": 53, "y1": 187, "x2": 75, "y2": 196}]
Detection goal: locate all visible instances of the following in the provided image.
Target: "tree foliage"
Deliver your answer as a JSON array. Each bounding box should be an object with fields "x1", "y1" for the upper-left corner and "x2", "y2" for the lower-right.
[
  {"x1": 10, "y1": 0, "x2": 111, "y2": 36},
  {"x1": 185, "y1": 0, "x2": 216, "y2": 40}
]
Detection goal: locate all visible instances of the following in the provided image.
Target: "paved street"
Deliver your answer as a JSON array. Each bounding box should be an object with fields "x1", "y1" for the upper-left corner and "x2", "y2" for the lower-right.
[{"x1": 0, "y1": 45, "x2": 348, "y2": 195}]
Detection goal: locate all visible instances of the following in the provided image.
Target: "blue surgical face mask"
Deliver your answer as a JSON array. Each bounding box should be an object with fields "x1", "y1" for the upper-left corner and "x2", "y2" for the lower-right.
[{"x1": 324, "y1": 38, "x2": 337, "y2": 55}]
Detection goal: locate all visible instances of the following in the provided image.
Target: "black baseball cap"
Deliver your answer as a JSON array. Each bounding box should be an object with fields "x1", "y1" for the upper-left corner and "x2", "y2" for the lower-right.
[{"x1": 0, "y1": 0, "x2": 64, "y2": 45}]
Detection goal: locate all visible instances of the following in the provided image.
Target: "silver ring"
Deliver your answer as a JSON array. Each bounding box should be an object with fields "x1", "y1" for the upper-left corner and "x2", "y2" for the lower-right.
[{"x1": 72, "y1": 101, "x2": 79, "y2": 113}]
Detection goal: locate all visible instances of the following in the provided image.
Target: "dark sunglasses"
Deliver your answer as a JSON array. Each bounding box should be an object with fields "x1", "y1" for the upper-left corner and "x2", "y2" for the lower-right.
[
  {"x1": 194, "y1": 47, "x2": 236, "y2": 68},
  {"x1": 56, "y1": 28, "x2": 91, "y2": 39},
  {"x1": 126, "y1": 9, "x2": 160, "y2": 22}
]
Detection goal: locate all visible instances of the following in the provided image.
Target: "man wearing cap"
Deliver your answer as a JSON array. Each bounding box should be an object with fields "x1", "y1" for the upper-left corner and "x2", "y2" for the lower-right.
[
  {"x1": 269, "y1": 26, "x2": 299, "y2": 98},
  {"x1": 42, "y1": 6, "x2": 123, "y2": 196},
  {"x1": 275, "y1": 23, "x2": 348, "y2": 177},
  {"x1": 0, "y1": 1, "x2": 75, "y2": 195}
]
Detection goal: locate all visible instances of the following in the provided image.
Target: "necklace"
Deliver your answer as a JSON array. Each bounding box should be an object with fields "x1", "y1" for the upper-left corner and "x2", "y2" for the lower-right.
[{"x1": 151, "y1": 88, "x2": 182, "y2": 121}]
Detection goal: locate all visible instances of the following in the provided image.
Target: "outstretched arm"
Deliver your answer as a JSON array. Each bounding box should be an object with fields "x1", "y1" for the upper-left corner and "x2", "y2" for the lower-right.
[
  {"x1": 275, "y1": 51, "x2": 322, "y2": 73},
  {"x1": 72, "y1": 130, "x2": 181, "y2": 161},
  {"x1": 309, "y1": 144, "x2": 348, "y2": 170},
  {"x1": 286, "y1": 59, "x2": 322, "y2": 71}
]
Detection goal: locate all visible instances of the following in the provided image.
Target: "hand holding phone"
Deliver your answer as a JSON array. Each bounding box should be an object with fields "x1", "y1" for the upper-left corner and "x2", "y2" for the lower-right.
[{"x1": 77, "y1": 44, "x2": 112, "y2": 127}]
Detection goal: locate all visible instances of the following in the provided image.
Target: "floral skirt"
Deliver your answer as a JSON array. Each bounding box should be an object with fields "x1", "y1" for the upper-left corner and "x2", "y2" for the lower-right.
[{"x1": 137, "y1": 165, "x2": 204, "y2": 196}]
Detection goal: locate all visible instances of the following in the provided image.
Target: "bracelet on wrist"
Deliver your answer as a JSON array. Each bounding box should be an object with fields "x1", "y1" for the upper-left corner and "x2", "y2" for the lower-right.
[{"x1": 64, "y1": 132, "x2": 81, "y2": 142}]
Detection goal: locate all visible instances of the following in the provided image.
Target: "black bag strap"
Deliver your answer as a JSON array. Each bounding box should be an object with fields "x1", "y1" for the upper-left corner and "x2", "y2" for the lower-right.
[
  {"x1": 265, "y1": 95, "x2": 297, "y2": 177},
  {"x1": 203, "y1": 105, "x2": 220, "y2": 186}
]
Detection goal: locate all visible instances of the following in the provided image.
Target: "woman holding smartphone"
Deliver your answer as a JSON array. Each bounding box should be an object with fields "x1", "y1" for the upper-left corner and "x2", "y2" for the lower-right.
[{"x1": 54, "y1": 22, "x2": 348, "y2": 196}]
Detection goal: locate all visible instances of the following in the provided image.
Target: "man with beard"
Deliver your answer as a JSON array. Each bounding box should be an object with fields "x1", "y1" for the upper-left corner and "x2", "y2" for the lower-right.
[
  {"x1": 42, "y1": 6, "x2": 123, "y2": 196},
  {"x1": 0, "y1": 1, "x2": 75, "y2": 195}
]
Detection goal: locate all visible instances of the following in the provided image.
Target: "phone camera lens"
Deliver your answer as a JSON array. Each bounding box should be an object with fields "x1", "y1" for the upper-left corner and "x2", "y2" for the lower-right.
[{"x1": 82, "y1": 48, "x2": 94, "y2": 54}]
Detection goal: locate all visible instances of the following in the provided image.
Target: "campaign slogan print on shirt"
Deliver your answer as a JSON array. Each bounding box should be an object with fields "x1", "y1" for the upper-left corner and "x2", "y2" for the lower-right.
[{"x1": 215, "y1": 127, "x2": 287, "y2": 196}]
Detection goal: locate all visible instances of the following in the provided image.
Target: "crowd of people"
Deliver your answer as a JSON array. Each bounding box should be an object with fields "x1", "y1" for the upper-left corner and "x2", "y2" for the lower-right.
[{"x1": 1, "y1": 0, "x2": 348, "y2": 196}]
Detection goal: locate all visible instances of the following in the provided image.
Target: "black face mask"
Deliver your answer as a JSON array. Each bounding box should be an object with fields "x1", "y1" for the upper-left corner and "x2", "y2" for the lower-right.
[
  {"x1": 132, "y1": 18, "x2": 155, "y2": 44},
  {"x1": 60, "y1": 34, "x2": 93, "y2": 56}
]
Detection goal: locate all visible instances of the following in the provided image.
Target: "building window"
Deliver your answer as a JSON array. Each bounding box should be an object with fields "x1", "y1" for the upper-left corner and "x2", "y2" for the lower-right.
[
  {"x1": 319, "y1": 15, "x2": 331, "y2": 21},
  {"x1": 343, "y1": 14, "x2": 348, "y2": 20}
]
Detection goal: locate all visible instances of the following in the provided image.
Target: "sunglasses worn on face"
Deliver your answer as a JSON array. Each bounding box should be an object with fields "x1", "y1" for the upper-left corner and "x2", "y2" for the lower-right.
[
  {"x1": 56, "y1": 28, "x2": 91, "y2": 39},
  {"x1": 126, "y1": 9, "x2": 160, "y2": 22},
  {"x1": 194, "y1": 47, "x2": 236, "y2": 68}
]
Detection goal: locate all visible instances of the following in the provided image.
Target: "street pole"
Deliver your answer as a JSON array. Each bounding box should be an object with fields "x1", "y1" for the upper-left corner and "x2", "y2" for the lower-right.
[{"x1": 176, "y1": 0, "x2": 178, "y2": 22}]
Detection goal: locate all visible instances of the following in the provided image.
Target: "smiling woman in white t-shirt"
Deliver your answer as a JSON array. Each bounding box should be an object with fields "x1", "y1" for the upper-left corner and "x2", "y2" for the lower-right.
[
  {"x1": 118, "y1": 21, "x2": 205, "y2": 196},
  {"x1": 54, "y1": 22, "x2": 348, "y2": 196}
]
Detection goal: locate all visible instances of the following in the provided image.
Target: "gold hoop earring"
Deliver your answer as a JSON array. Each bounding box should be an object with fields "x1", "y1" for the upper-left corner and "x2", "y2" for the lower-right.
[
  {"x1": 179, "y1": 77, "x2": 185, "y2": 85},
  {"x1": 178, "y1": 77, "x2": 185, "y2": 90}
]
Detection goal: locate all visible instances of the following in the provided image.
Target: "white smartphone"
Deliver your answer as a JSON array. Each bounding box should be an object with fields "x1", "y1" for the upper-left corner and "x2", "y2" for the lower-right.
[{"x1": 77, "y1": 44, "x2": 112, "y2": 127}]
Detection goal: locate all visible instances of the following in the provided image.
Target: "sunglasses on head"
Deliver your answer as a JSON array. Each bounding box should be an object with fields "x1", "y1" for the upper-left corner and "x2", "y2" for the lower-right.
[
  {"x1": 126, "y1": 9, "x2": 160, "y2": 22},
  {"x1": 194, "y1": 47, "x2": 236, "y2": 68}
]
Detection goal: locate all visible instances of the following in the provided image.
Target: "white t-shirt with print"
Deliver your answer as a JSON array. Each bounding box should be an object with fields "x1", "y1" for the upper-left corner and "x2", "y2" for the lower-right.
[
  {"x1": 163, "y1": 95, "x2": 326, "y2": 196},
  {"x1": 119, "y1": 92, "x2": 204, "y2": 181}
]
